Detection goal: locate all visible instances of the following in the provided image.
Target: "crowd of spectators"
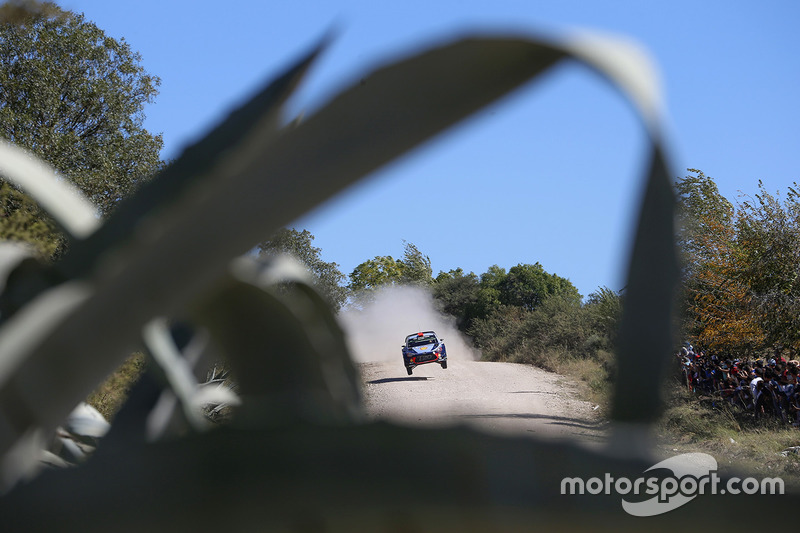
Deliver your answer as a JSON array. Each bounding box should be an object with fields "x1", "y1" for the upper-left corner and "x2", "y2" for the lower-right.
[{"x1": 678, "y1": 345, "x2": 800, "y2": 427}]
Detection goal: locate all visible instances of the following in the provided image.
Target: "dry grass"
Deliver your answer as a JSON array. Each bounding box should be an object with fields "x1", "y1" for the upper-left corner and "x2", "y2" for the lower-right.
[
  {"x1": 523, "y1": 350, "x2": 800, "y2": 489},
  {"x1": 487, "y1": 345, "x2": 615, "y2": 412},
  {"x1": 657, "y1": 381, "x2": 800, "y2": 488},
  {"x1": 515, "y1": 347, "x2": 615, "y2": 410},
  {"x1": 83, "y1": 345, "x2": 800, "y2": 491}
]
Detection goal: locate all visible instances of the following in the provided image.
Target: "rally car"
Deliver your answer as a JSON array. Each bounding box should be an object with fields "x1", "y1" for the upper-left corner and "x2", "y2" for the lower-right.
[{"x1": 402, "y1": 331, "x2": 447, "y2": 375}]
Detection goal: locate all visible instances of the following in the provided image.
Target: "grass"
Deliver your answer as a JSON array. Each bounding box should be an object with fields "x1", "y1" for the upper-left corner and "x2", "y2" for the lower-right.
[
  {"x1": 85, "y1": 352, "x2": 147, "y2": 421},
  {"x1": 656, "y1": 380, "x2": 800, "y2": 488},
  {"x1": 495, "y1": 345, "x2": 615, "y2": 410},
  {"x1": 497, "y1": 344, "x2": 800, "y2": 489},
  {"x1": 82, "y1": 342, "x2": 800, "y2": 491}
]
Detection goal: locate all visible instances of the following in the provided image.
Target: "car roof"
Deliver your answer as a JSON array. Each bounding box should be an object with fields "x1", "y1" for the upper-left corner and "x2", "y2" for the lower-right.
[{"x1": 405, "y1": 331, "x2": 437, "y2": 341}]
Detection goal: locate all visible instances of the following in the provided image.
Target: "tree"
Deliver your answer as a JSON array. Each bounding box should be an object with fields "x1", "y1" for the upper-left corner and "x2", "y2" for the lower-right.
[
  {"x1": 0, "y1": 1, "x2": 60, "y2": 25},
  {"x1": 348, "y1": 241, "x2": 432, "y2": 293},
  {"x1": 499, "y1": 263, "x2": 581, "y2": 311},
  {"x1": 399, "y1": 240, "x2": 432, "y2": 285},
  {"x1": 675, "y1": 169, "x2": 735, "y2": 279},
  {"x1": 348, "y1": 255, "x2": 405, "y2": 293},
  {"x1": 675, "y1": 170, "x2": 764, "y2": 354},
  {"x1": 258, "y1": 228, "x2": 348, "y2": 311},
  {"x1": 0, "y1": 5, "x2": 163, "y2": 221},
  {"x1": 584, "y1": 286, "x2": 623, "y2": 346},
  {"x1": 433, "y1": 268, "x2": 481, "y2": 330},
  {"x1": 735, "y1": 182, "x2": 800, "y2": 352},
  {"x1": 522, "y1": 293, "x2": 592, "y2": 355},
  {"x1": 0, "y1": 180, "x2": 62, "y2": 256},
  {"x1": 476, "y1": 264, "x2": 506, "y2": 315}
]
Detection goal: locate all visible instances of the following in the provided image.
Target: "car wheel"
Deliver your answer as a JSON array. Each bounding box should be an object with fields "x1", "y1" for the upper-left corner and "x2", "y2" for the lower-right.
[
  {"x1": 441, "y1": 361, "x2": 447, "y2": 369},
  {"x1": 406, "y1": 367, "x2": 413, "y2": 376}
]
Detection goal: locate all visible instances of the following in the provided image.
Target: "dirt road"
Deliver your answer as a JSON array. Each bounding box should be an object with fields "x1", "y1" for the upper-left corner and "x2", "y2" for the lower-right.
[{"x1": 358, "y1": 358, "x2": 607, "y2": 444}]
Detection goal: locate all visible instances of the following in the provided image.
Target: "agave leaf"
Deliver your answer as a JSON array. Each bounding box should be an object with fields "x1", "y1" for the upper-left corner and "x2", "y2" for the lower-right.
[
  {"x1": 612, "y1": 146, "x2": 678, "y2": 427},
  {"x1": 63, "y1": 403, "x2": 110, "y2": 441},
  {"x1": 0, "y1": 42, "x2": 325, "y2": 458},
  {"x1": 192, "y1": 256, "x2": 362, "y2": 426},
  {"x1": 0, "y1": 31, "x2": 673, "y2": 467},
  {"x1": 141, "y1": 318, "x2": 211, "y2": 433},
  {"x1": 558, "y1": 32, "x2": 678, "y2": 434},
  {"x1": 193, "y1": 384, "x2": 240, "y2": 410},
  {"x1": 0, "y1": 140, "x2": 100, "y2": 240},
  {"x1": 0, "y1": 243, "x2": 38, "y2": 295},
  {"x1": 0, "y1": 281, "x2": 91, "y2": 417},
  {"x1": 141, "y1": 317, "x2": 242, "y2": 441},
  {"x1": 58, "y1": 37, "x2": 330, "y2": 280},
  {"x1": 560, "y1": 30, "x2": 663, "y2": 132}
]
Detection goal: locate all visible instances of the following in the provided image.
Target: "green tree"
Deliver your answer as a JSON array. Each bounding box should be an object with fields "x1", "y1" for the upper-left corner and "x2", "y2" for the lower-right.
[
  {"x1": 468, "y1": 292, "x2": 596, "y2": 364},
  {"x1": 348, "y1": 241, "x2": 432, "y2": 293},
  {"x1": 0, "y1": 180, "x2": 62, "y2": 256},
  {"x1": 258, "y1": 228, "x2": 348, "y2": 311},
  {"x1": 467, "y1": 304, "x2": 526, "y2": 360},
  {"x1": 675, "y1": 169, "x2": 735, "y2": 279},
  {"x1": 399, "y1": 240, "x2": 432, "y2": 285},
  {"x1": 584, "y1": 286, "x2": 623, "y2": 347},
  {"x1": 476, "y1": 264, "x2": 506, "y2": 316},
  {"x1": 480, "y1": 264, "x2": 506, "y2": 288},
  {"x1": 433, "y1": 267, "x2": 481, "y2": 330},
  {"x1": 0, "y1": 5, "x2": 163, "y2": 220},
  {"x1": 523, "y1": 293, "x2": 591, "y2": 355},
  {"x1": 348, "y1": 255, "x2": 405, "y2": 293},
  {"x1": 674, "y1": 170, "x2": 764, "y2": 353},
  {"x1": 735, "y1": 182, "x2": 800, "y2": 352},
  {"x1": 0, "y1": 1, "x2": 60, "y2": 25},
  {"x1": 499, "y1": 262, "x2": 581, "y2": 311}
]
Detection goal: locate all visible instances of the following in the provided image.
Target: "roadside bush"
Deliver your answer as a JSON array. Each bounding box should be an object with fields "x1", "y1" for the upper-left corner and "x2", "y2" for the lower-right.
[
  {"x1": 469, "y1": 293, "x2": 613, "y2": 363},
  {"x1": 466, "y1": 293, "x2": 617, "y2": 407}
]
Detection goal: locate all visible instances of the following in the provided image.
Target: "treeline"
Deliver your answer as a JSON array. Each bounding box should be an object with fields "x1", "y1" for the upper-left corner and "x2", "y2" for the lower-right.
[
  {"x1": 432, "y1": 266, "x2": 621, "y2": 366},
  {"x1": 263, "y1": 168, "x2": 800, "y2": 369},
  {"x1": 0, "y1": 5, "x2": 164, "y2": 258},
  {"x1": 259, "y1": 228, "x2": 623, "y2": 372},
  {"x1": 677, "y1": 169, "x2": 800, "y2": 358},
  {"x1": 4, "y1": 6, "x2": 796, "y2": 367}
]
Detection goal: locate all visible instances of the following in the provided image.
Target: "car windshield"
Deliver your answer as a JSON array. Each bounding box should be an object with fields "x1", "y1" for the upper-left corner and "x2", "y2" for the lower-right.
[{"x1": 408, "y1": 335, "x2": 437, "y2": 348}]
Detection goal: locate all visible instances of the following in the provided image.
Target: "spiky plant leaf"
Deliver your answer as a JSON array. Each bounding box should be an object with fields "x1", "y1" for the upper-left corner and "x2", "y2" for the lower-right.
[
  {"x1": 0, "y1": 30, "x2": 675, "y2": 485},
  {"x1": 0, "y1": 140, "x2": 100, "y2": 240},
  {"x1": 193, "y1": 255, "x2": 362, "y2": 426},
  {"x1": 0, "y1": 42, "x2": 324, "y2": 460}
]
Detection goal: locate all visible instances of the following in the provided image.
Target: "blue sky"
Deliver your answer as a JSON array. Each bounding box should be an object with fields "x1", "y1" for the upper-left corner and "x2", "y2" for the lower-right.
[{"x1": 60, "y1": 0, "x2": 799, "y2": 298}]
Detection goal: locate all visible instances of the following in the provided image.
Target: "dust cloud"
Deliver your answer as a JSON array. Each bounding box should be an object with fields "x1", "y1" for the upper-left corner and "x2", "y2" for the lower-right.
[{"x1": 337, "y1": 285, "x2": 480, "y2": 363}]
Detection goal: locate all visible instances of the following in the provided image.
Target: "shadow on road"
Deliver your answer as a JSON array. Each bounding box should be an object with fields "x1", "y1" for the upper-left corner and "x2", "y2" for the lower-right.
[
  {"x1": 457, "y1": 413, "x2": 607, "y2": 432},
  {"x1": 368, "y1": 377, "x2": 430, "y2": 384}
]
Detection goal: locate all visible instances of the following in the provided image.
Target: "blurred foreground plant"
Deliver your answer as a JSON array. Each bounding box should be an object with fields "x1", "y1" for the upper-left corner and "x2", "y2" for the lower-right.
[{"x1": 0, "y1": 17, "x2": 756, "y2": 531}]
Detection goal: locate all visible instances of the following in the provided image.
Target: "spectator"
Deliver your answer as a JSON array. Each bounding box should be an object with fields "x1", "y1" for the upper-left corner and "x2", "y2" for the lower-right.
[{"x1": 674, "y1": 346, "x2": 800, "y2": 427}]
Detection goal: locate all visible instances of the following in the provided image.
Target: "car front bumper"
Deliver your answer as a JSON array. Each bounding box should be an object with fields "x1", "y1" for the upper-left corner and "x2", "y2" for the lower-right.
[{"x1": 404, "y1": 353, "x2": 446, "y2": 368}]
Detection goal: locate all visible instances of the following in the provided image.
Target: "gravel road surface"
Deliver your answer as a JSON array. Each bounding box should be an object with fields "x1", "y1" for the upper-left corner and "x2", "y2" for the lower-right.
[{"x1": 359, "y1": 358, "x2": 607, "y2": 444}]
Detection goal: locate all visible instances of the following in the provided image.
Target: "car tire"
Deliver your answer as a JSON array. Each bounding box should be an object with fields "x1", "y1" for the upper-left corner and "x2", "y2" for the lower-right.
[
  {"x1": 441, "y1": 361, "x2": 447, "y2": 369},
  {"x1": 406, "y1": 367, "x2": 413, "y2": 376}
]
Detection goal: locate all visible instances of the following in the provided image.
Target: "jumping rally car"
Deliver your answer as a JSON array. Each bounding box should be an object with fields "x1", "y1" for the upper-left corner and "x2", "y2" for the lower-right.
[{"x1": 402, "y1": 331, "x2": 447, "y2": 375}]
